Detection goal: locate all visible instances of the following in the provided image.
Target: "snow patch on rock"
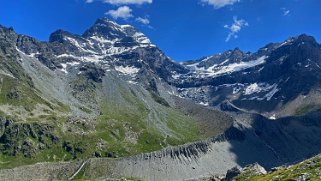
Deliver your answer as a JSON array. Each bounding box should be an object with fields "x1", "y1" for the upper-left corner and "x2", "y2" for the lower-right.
[
  {"x1": 244, "y1": 83, "x2": 279, "y2": 101},
  {"x1": 57, "y1": 54, "x2": 103, "y2": 63},
  {"x1": 187, "y1": 56, "x2": 267, "y2": 78},
  {"x1": 245, "y1": 83, "x2": 262, "y2": 95},
  {"x1": 209, "y1": 56, "x2": 267, "y2": 76},
  {"x1": 59, "y1": 62, "x2": 80, "y2": 74},
  {"x1": 115, "y1": 65, "x2": 140, "y2": 76}
]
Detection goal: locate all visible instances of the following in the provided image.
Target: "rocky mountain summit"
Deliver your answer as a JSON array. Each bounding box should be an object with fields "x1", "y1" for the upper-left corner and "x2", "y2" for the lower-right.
[{"x1": 1, "y1": 19, "x2": 321, "y2": 180}]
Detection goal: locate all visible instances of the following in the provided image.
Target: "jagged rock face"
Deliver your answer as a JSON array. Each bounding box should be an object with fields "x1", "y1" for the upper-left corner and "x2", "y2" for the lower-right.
[
  {"x1": 0, "y1": 26, "x2": 19, "y2": 63},
  {"x1": 184, "y1": 48, "x2": 250, "y2": 69},
  {"x1": 82, "y1": 19, "x2": 127, "y2": 39},
  {"x1": 0, "y1": 117, "x2": 59, "y2": 157},
  {"x1": 225, "y1": 163, "x2": 266, "y2": 181},
  {"x1": 225, "y1": 166, "x2": 241, "y2": 181}
]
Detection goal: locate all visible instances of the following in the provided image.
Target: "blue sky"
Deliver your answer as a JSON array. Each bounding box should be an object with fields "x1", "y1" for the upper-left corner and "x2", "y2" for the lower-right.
[{"x1": 1, "y1": 0, "x2": 321, "y2": 61}]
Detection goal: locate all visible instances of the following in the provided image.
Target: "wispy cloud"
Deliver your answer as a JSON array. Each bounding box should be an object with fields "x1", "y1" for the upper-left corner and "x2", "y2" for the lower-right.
[
  {"x1": 281, "y1": 8, "x2": 290, "y2": 16},
  {"x1": 105, "y1": 6, "x2": 133, "y2": 19},
  {"x1": 87, "y1": 0, "x2": 152, "y2": 24},
  {"x1": 200, "y1": 0, "x2": 240, "y2": 9},
  {"x1": 86, "y1": 0, "x2": 152, "y2": 5},
  {"x1": 224, "y1": 16, "x2": 248, "y2": 42},
  {"x1": 135, "y1": 17, "x2": 150, "y2": 25},
  {"x1": 135, "y1": 17, "x2": 153, "y2": 28}
]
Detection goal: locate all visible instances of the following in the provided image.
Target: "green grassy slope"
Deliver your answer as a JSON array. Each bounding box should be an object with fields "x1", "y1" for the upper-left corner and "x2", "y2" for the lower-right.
[{"x1": 235, "y1": 155, "x2": 321, "y2": 181}]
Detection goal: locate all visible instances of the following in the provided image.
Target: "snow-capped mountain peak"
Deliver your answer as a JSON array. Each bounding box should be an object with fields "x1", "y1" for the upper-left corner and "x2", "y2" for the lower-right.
[
  {"x1": 81, "y1": 18, "x2": 154, "y2": 47},
  {"x1": 40, "y1": 18, "x2": 160, "y2": 74}
]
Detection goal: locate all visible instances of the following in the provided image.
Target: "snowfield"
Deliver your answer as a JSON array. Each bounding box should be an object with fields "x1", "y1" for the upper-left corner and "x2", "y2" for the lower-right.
[
  {"x1": 187, "y1": 56, "x2": 268, "y2": 78},
  {"x1": 115, "y1": 65, "x2": 140, "y2": 76}
]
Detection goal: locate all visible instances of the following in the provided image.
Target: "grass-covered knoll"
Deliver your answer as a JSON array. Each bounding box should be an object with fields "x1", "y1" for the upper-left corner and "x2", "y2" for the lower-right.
[{"x1": 235, "y1": 154, "x2": 321, "y2": 181}]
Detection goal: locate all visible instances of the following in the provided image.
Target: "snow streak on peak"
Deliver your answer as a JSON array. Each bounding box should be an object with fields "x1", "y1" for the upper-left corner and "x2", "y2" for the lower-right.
[{"x1": 185, "y1": 55, "x2": 267, "y2": 78}]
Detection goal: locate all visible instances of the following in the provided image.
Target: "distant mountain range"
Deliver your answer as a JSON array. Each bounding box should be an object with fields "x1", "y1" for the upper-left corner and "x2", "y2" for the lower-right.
[
  {"x1": 1, "y1": 18, "x2": 321, "y2": 180},
  {"x1": 176, "y1": 34, "x2": 321, "y2": 119}
]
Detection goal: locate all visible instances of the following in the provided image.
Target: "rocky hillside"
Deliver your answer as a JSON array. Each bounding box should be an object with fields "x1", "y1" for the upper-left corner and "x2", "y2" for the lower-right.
[{"x1": 231, "y1": 153, "x2": 321, "y2": 181}]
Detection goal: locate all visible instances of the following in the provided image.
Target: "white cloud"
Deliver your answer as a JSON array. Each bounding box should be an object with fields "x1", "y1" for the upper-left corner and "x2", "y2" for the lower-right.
[
  {"x1": 87, "y1": 0, "x2": 152, "y2": 21},
  {"x1": 224, "y1": 16, "x2": 248, "y2": 42},
  {"x1": 136, "y1": 17, "x2": 150, "y2": 24},
  {"x1": 201, "y1": 0, "x2": 240, "y2": 9},
  {"x1": 86, "y1": 0, "x2": 152, "y2": 5},
  {"x1": 281, "y1": 8, "x2": 290, "y2": 16},
  {"x1": 105, "y1": 6, "x2": 133, "y2": 19},
  {"x1": 104, "y1": 0, "x2": 152, "y2": 5}
]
